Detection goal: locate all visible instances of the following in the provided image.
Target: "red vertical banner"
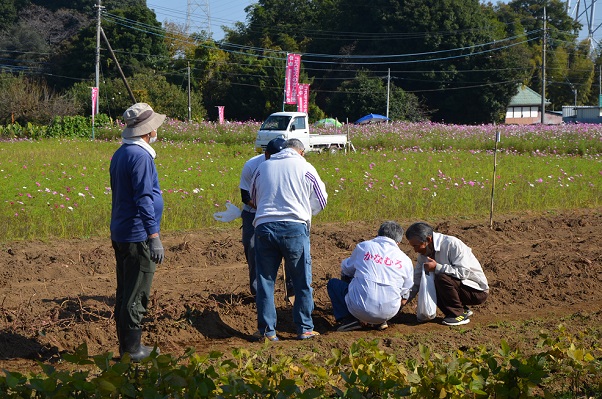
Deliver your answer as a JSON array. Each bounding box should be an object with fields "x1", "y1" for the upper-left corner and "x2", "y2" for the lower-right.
[
  {"x1": 217, "y1": 106, "x2": 225, "y2": 124},
  {"x1": 91, "y1": 87, "x2": 99, "y2": 139},
  {"x1": 285, "y1": 53, "x2": 301, "y2": 104},
  {"x1": 297, "y1": 84, "x2": 310, "y2": 114},
  {"x1": 91, "y1": 87, "x2": 99, "y2": 116}
]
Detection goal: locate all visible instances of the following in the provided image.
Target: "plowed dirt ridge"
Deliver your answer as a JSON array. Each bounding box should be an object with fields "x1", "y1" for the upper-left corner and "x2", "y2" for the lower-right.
[{"x1": 1, "y1": 208, "x2": 601, "y2": 372}]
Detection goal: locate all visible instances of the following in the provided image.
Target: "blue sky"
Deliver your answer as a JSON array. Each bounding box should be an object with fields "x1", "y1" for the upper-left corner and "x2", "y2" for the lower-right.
[
  {"x1": 147, "y1": 0, "x2": 601, "y2": 44},
  {"x1": 147, "y1": 0, "x2": 254, "y2": 41}
]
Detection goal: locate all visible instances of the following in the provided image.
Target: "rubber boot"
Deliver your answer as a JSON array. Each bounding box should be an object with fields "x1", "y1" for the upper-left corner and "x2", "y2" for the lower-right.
[
  {"x1": 116, "y1": 325, "x2": 122, "y2": 355},
  {"x1": 120, "y1": 329, "x2": 159, "y2": 362}
]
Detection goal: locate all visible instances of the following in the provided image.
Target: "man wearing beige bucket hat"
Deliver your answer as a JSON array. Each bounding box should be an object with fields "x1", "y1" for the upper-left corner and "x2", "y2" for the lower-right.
[{"x1": 110, "y1": 103, "x2": 166, "y2": 361}]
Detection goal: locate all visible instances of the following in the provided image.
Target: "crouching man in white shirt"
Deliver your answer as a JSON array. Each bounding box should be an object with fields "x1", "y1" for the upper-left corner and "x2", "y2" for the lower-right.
[
  {"x1": 327, "y1": 221, "x2": 414, "y2": 332},
  {"x1": 405, "y1": 222, "x2": 489, "y2": 326}
]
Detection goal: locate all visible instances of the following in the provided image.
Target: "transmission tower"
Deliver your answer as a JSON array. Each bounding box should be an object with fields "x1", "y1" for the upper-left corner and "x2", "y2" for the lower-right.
[
  {"x1": 186, "y1": 0, "x2": 212, "y2": 38},
  {"x1": 566, "y1": 0, "x2": 601, "y2": 49}
]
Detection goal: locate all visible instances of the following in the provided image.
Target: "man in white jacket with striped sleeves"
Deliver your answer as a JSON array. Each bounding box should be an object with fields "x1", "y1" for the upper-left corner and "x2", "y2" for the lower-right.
[{"x1": 251, "y1": 138, "x2": 328, "y2": 341}]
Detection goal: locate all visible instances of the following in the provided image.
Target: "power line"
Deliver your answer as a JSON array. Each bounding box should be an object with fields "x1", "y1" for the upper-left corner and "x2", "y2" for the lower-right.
[{"x1": 104, "y1": 11, "x2": 538, "y2": 67}]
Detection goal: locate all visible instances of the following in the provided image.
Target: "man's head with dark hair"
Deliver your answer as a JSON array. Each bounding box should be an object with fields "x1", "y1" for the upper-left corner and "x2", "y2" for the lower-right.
[{"x1": 405, "y1": 222, "x2": 435, "y2": 256}]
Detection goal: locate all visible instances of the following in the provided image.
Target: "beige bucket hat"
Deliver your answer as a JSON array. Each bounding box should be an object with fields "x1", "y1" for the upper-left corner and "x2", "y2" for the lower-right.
[{"x1": 121, "y1": 103, "x2": 166, "y2": 138}]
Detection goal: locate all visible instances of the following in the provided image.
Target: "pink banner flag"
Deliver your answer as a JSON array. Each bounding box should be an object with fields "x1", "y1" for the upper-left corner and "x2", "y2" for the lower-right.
[
  {"x1": 285, "y1": 53, "x2": 301, "y2": 104},
  {"x1": 297, "y1": 84, "x2": 310, "y2": 114},
  {"x1": 91, "y1": 87, "x2": 99, "y2": 116},
  {"x1": 217, "y1": 106, "x2": 225, "y2": 124}
]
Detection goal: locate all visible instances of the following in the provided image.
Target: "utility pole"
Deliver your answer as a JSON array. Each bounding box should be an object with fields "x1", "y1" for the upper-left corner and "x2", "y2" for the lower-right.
[
  {"x1": 386, "y1": 68, "x2": 390, "y2": 120},
  {"x1": 93, "y1": 0, "x2": 103, "y2": 140},
  {"x1": 541, "y1": 6, "x2": 547, "y2": 124},
  {"x1": 95, "y1": 0, "x2": 102, "y2": 114},
  {"x1": 100, "y1": 28, "x2": 136, "y2": 104},
  {"x1": 187, "y1": 62, "x2": 192, "y2": 121}
]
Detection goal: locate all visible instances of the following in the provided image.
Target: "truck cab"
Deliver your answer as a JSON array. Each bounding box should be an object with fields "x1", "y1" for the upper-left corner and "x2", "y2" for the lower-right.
[
  {"x1": 255, "y1": 111, "x2": 353, "y2": 153},
  {"x1": 255, "y1": 112, "x2": 310, "y2": 153}
]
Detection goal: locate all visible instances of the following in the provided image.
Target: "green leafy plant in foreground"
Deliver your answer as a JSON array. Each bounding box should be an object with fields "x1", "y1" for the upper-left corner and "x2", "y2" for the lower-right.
[
  {"x1": 325, "y1": 339, "x2": 410, "y2": 397},
  {"x1": 538, "y1": 325, "x2": 602, "y2": 398},
  {"x1": 1, "y1": 326, "x2": 600, "y2": 398}
]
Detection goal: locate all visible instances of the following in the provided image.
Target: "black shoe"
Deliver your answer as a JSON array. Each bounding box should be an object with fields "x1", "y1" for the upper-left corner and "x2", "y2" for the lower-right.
[
  {"x1": 336, "y1": 317, "x2": 362, "y2": 332},
  {"x1": 463, "y1": 307, "x2": 474, "y2": 318},
  {"x1": 442, "y1": 314, "x2": 470, "y2": 326}
]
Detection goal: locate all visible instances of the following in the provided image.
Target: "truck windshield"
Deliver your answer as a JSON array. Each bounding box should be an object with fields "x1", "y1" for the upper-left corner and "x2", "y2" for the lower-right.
[{"x1": 260, "y1": 116, "x2": 291, "y2": 131}]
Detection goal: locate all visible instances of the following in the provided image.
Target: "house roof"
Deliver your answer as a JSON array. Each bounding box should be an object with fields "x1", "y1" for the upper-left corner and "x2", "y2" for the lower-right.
[{"x1": 508, "y1": 85, "x2": 550, "y2": 106}]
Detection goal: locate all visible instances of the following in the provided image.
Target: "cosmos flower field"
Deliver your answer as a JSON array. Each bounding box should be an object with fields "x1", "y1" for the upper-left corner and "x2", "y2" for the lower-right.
[{"x1": 0, "y1": 120, "x2": 600, "y2": 241}]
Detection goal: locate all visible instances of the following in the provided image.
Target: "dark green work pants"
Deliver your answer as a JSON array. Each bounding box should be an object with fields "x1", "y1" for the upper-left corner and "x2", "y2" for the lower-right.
[{"x1": 112, "y1": 240, "x2": 156, "y2": 331}]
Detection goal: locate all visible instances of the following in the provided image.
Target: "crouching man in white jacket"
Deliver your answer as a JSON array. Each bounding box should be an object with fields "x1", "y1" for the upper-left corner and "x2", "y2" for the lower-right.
[
  {"x1": 327, "y1": 221, "x2": 414, "y2": 332},
  {"x1": 405, "y1": 222, "x2": 489, "y2": 326}
]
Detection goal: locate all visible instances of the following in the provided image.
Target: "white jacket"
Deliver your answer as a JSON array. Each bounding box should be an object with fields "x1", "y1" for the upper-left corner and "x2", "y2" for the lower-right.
[
  {"x1": 409, "y1": 232, "x2": 489, "y2": 301},
  {"x1": 239, "y1": 154, "x2": 264, "y2": 213},
  {"x1": 343, "y1": 236, "x2": 414, "y2": 324},
  {"x1": 251, "y1": 148, "x2": 327, "y2": 227}
]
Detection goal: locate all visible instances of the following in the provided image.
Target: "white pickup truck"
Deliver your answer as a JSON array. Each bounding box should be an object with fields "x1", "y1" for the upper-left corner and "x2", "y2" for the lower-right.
[{"x1": 254, "y1": 111, "x2": 353, "y2": 153}]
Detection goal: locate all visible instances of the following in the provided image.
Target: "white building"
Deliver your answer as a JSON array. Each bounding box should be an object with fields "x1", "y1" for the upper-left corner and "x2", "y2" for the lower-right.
[{"x1": 505, "y1": 85, "x2": 561, "y2": 125}]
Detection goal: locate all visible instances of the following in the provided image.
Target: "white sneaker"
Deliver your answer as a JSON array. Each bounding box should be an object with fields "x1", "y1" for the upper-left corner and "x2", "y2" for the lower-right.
[{"x1": 375, "y1": 321, "x2": 388, "y2": 331}]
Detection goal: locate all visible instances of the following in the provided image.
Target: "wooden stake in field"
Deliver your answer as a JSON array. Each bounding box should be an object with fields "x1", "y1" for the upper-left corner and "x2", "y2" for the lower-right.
[{"x1": 489, "y1": 126, "x2": 501, "y2": 229}]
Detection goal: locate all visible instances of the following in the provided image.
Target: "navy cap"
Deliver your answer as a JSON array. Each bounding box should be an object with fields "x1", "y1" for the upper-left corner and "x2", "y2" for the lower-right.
[{"x1": 266, "y1": 137, "x2": 286, "y2": 154}]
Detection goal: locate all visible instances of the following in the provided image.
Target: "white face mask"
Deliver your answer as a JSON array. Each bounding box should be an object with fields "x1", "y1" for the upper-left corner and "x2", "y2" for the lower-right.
[{"x1": 149, "y1": 131, "x2": 158, "y2": 144}]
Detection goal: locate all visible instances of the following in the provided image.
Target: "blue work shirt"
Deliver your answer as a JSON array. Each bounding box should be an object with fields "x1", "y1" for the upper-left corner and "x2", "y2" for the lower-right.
[{"x1": 110, "y1": 144, "x2": 163, "y2": 242}]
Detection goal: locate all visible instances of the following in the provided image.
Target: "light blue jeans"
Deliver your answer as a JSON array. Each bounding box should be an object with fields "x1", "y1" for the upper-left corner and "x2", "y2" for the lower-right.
[{"x1": 254, "y1": 221, "x2": 314, "y2": 336}]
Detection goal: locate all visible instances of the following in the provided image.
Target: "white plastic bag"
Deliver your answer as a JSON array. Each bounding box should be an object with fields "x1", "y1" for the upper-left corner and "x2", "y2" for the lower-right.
[
  {"x1": 416, "y1": 268, "x2": 437, "y2": 322},
  {"x1": 212, "y1": 202, "x2": 242, "y2": 222}
]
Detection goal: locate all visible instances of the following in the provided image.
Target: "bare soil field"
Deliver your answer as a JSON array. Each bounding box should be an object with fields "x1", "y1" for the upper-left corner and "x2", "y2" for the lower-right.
[{"x1": 1, "y1": 208, "x2": 601, "y2": 373}]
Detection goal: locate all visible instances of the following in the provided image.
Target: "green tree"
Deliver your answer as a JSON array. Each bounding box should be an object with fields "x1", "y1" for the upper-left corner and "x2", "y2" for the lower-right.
[
  {"x1": 507, "y1": 0, "x2": 583, "y2": 104},
  {"x1": 215, "y1": 48, "x2": 287, "y2": 120},
  {"x1": 329, "y1": 71, "x2": 426, "y2": 122},
  {"x1": 391, "y1": 0, "x2": 533, "y2": 123},
  {"x1": 508, "y1": 0, "x2": 581, "y2": 43},
  {"x1": 163, "y1": 21, "x2": 196, "y2": 60},
  {"x1": 48, "y1": 1, "x2": 169, "y2": 90},
  {"x1": 547, "y1": 41, "x2": 594, "y2": 109},
  {"x1": 227, "y1": 0, "x2": 534, "y2": 123},
  {"x1": 69, "y1": 70, "x2": 206, "y2": 121},
  {"x1": 188, "y1": 39, "x2": 234, "y2": 120},
  {"x1": 239, "y1": 0, "x2": 328, "y2": 52},
  {"x1": 590, "y1": 46, "x2": 602, "y2": 106},
  {"x1": 0, "y1": 0, "x2": 29, "y2": 30},
  {"x1": 0, "y1": 4, "x2": 88, "y2": 85}
]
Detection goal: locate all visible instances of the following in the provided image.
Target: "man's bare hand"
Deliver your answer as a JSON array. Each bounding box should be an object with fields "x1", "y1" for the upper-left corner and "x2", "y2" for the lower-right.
[{"x1": 423, "y1": 257, "x2": 437, "y2": 273}]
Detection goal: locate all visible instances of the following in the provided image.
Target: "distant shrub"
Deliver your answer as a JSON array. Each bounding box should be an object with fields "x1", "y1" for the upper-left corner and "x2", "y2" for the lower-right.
[
  {"x1": 46, "y1": 116, "x2": 90, "y2": 138},
  {"x1": 0, "y1": 122, "x2": 46, "y2": 139}
]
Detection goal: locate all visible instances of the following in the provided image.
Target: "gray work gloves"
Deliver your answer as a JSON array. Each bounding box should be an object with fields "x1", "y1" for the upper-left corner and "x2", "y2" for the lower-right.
[{"x1": 148, "y1": 236, "x2": 164, "y2": 264}]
